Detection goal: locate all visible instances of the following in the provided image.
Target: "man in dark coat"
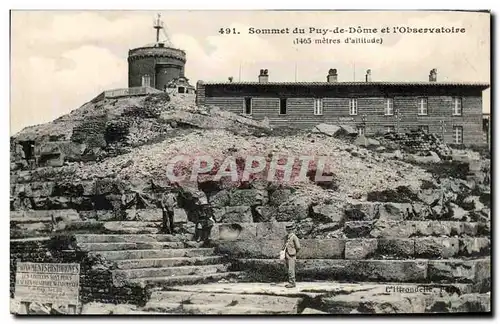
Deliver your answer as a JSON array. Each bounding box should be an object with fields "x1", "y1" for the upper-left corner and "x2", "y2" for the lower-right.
[
  {"x1": 282, "y1": 223, "x2": 301, "y2": 288},
  {"x1": 159, "y1": 195, "x2": 175, "y2": 234}
]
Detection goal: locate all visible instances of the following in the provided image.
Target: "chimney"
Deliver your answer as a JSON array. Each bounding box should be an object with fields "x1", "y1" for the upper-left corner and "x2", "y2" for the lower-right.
[
  {"x1": 258, "y1": 69, "x2": 269, "y2": 83},
  {"x1": 429, "y1": 68, "x2": 437, "y2": 82},
  {"x1": 365, "y1": 69, "x2": 372, "y2": 82},
  {"x1": 327, "y1": 68, "x2": 338, "y2": 82}
]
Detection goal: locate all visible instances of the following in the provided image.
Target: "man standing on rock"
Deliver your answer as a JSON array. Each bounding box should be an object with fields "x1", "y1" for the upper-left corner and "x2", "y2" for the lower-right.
[{"x1": 282, "y1": 223, "x2": 301, "y2": 288}]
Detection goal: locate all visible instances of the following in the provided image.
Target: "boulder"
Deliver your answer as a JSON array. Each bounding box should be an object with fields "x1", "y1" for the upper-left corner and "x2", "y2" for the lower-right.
[
  {"x1": 340, "y1": 125, "x2": 358, "y2": 136},
  {"x1": 254, "y1": 206, "x2": 278, "y2": 222},
  {"x1": 371, "y1": 220, "x2": 415, "y2": 238},
  {"x1": 414, "y1": 221, "x2": 452, "y2": 236},
  {"x1": 214, "y1": 223, "x2": 257, "y2": 241},
  {"x1": 255, "y1": 222, "x2": 289, "y2": 240},
  {"x1": 410, "y1": 202, "x2": 432, "y2": 220},
  {"x1": 380, "y1": 150, "x2": 403, "y2": 160},
  {"x1": 345, "y1": 239, "x2": 378, "y2": 259},
  {"x1": 354, "y1": 135, "x2": 381, "y2": 147},
  {"x1": 209, "y1": 190, "x2": 231, "y2": 207},
  {"x1": 418, "y1": 189, "x2": 443, "y2": 205},
  {"x1": 313, "y1": 123, "x2": 342, "y2": 137},
  {"x1": 377, "y1": 238, "x2": 415, "y2": 258},
  {"x1": 463, "y1": 196, "x2": 485, "y2": 212},
  {"x1": 269, "y1": 189, "x2": 292, "y2": 206},
  {"x1": 344, "y1": 202, "x2": 380, "y2": 221},
  {"x1": 277, "y1": 196, "x2": 311, "y2": 221},
  {"x1": 312, "y1": 204, "x2": 344, "y2": 222},
  {"x1": 213, "y1": 206, "x2": 253, "y2": 223},
  {"x1": 459, "y1": 238, "x2": 490, "y2": 257},
  {"x1": 96, "y1": 210, "x2": 116, "y2": 221},
  {"x1": 409, "y1": 152, "x2": 441, "y2": 164},
  {"x1": 343, "y1": 221, "x2": 374, "y2": 238},
  {"x1": 427, "y1": 293, "x2": 491, "y2": 313},
  {"x1": 229, "y1": 189, "x2": 268, "y2": 206},
  {"x1": 51, "y1": 209, "x2": 81, "y2": 223},
  {"x1": 95, "y1": 179, "x2": 128, "y2": 195},
  {"x1": 297, "y1": 239, "x2": 345, "y2": 259},
  {"x1": 320, "y1": 289, "x2": 426, "y2": 314},
  {"x1": 449, "y1": 203, "x2": 469, "y2": 221},
  {"x1": 29, "y1": 181, "x2": 55, "y2": 197},
  {"x1": 427, "y1": 260, "x2": 478, "y2": 283},
  {"x1": 414, "y1": 237, "x2": 459, "y2": 258},
  {"x1": 378, "y1": 203, "x2": 413, "y2": 220}
]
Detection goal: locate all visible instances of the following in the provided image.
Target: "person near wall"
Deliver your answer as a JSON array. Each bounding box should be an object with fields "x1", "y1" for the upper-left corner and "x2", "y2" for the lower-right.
[
  {"x1": 200, "y1": 205, "x2": 215, "y2": 245},
  {"x1": 280, "y1": 223, "x2": 301, "y2": 288},
  {"x1": 159, "y1": 194, "x2": 175, "y2": 234}
]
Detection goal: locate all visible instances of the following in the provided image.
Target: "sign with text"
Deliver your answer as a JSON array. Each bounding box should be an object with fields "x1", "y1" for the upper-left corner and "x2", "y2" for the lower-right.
[{"x1": 15, "y1": 262, "x2": 80, "y2": 305}]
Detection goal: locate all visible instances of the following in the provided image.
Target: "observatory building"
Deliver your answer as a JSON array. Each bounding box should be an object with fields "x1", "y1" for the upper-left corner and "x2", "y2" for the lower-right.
[{"x1": 128, "y1": 14, "x2": 195, "y2": 93}]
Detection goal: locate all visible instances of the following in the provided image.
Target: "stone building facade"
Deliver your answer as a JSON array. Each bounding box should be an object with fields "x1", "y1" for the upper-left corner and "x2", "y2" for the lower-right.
[{"x1": 196, "y1": 69, "x2": 489, "y2": 145}]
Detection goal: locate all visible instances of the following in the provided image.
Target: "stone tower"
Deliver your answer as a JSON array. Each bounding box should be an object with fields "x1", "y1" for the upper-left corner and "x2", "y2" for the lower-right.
[{"x1": 128, "y1": 14, "x2": 192, "y2": 92}]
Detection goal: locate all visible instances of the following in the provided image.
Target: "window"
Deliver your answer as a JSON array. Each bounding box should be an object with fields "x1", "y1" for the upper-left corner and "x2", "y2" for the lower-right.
[
  {"x1": 385, "y1": 98, "x2": 394, "y2": 116},
  {"x1": 349, "y1": 99, "x2": 358, "y2": 115},
  {"x1": 141, "y1": 74, "x2": 151, "y2": 87},
  {"x1": 385, "y1": 126, "x2": 395, "y2": 134},
  {"x1": 178, "y1": 87, "x2": 185, "y2": 93},
  {"x1": 314, "y1": 98, "x2": 323, "y2": 115},
  {"x1": 280, "y1": 98, "x2": 287, "y2": 115},
  {"x1": 453, "y1": 126, "x2": 463, "y2": 144},
  {"x1": 244, "y1": 97, "x2": 252, "y2": 115},
  {"x1": 452, "y1": 97, "x2": 463, "y2": 116},
  {"x1": 419, "y1": 125, "x2": 429, "y2": 133},
  {"x1": 418, "y1": 98, "x2": 428, "y2": 115},
  {"x1": 357, "y1": 126, "x2": 365, "y2": 136}
]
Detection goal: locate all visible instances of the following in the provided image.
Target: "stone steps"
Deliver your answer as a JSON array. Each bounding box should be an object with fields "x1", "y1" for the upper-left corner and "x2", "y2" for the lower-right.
[
  {"x1": 128, "y1": 271, "x2": 244, "y2": 288},
  {"x1": 114, "y1": 264, "x2": 231, "y2": 280},
  {"x1": 142, "y1": 302, "x2": 292, "y2": 315},
  {"x1": 89, "y1": 247, "x2": 216, "y2": 261},
  {"x1": 217, "y1": 236, "x2": 491, "y2": 260},
  {"x1": 74, "y1": 234, "x2": 183, "y2": 243},
  {"x1": 232, "y1": 258, "x2": 491, "y2": 284},
  {"x1": 115, "y1": 256, "x2": 226, "y2": 269},
  {"x1": 148, "y1": 290, "x2": 300, "y2": 312},
  {"x1": 78, "y1": 242, "x2": 187, "y2": 251},
  {"x1": 149, "y1": 281, "x2": 490, "y2": 314}
]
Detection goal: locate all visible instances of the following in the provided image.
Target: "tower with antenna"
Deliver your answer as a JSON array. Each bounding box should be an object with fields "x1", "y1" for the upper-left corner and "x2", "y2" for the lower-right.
[{"x1": 127, "y1": 13, "x2": 194, "y2": 93}]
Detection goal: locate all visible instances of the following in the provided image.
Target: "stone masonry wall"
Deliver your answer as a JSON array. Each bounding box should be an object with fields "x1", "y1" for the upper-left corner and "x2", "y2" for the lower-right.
[{"x1": 10, "y1": 237, "x2": 150, "y2": 307}]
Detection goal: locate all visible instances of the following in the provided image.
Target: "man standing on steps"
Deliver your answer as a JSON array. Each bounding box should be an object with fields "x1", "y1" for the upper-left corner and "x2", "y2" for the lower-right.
[
  {"x1": 282, "y1": 223, "x2": 301, "y2": 288},
  {"x1": 159, "y1": 193, "x2": 176, "y2": 234}
]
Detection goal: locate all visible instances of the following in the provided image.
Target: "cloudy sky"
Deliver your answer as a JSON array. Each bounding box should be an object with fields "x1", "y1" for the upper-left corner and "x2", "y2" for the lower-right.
[{"x1": 10, "y1": 10, "x2": 490, "y2": 135}]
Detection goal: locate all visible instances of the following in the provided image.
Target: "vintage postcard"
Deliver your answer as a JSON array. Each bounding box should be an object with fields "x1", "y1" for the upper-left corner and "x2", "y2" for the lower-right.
[{"x1": 9, "y1": 10, "x2": 491, "y2": 315}]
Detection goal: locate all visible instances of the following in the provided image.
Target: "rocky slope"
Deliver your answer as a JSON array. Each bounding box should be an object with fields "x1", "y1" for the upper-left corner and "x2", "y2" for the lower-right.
[{"x1": 10, "y1": 91, "x2": 491, "y2": 314}]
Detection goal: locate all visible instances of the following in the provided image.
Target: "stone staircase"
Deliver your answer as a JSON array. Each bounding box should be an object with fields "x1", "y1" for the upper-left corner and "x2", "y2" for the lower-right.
[
  {"x1": 143, "y1": 290, "x2": 301, "y2": 314},
  {"x1": 74, "y1": 234, "x2": 244, "y2": 289}
]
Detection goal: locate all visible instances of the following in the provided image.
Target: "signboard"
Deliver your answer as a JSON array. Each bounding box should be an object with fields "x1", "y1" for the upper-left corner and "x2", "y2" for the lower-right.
[
  {"x1": 15, "y1": 262, "x2": 80, "y2": 305},
  {"x1": 338, "y1": 117, "x2": 355, "y2": 122}
]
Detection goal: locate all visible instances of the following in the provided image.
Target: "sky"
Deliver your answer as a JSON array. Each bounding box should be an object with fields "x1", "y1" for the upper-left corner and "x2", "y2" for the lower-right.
[{"x1": 10, "y1": 10, "x2": 491, "y2": 135}]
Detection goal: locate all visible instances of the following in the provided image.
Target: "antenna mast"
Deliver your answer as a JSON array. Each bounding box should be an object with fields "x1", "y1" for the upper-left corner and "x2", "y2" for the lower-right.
[{"x1": 153, "y1": 13, "x2": 164, "y2": 43}]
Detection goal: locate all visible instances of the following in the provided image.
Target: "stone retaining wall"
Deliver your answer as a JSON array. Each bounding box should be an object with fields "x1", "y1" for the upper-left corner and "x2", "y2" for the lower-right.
[{"x1": 10, "y1": 237, "x2": 150, "y2": 306}]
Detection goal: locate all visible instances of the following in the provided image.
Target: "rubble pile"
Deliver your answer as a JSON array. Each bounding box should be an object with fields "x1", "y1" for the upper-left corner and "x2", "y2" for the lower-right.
[
  {"x1": 10, "y1": 92, "x2": 491, "y2": 314},
  {"x1": 376, "y1": 129, "x2": 452, "y2": 157}
]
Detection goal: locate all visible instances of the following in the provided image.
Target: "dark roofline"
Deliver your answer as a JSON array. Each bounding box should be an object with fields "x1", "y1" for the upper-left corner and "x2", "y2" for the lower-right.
[{"x1": 199, "y1": 81, "x2": 490, "y2": 89}]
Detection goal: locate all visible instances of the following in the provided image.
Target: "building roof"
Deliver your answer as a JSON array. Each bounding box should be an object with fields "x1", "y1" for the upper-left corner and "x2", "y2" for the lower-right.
[{"x1": 200, "y1": 81, "x2": 490, "y2": 89}]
